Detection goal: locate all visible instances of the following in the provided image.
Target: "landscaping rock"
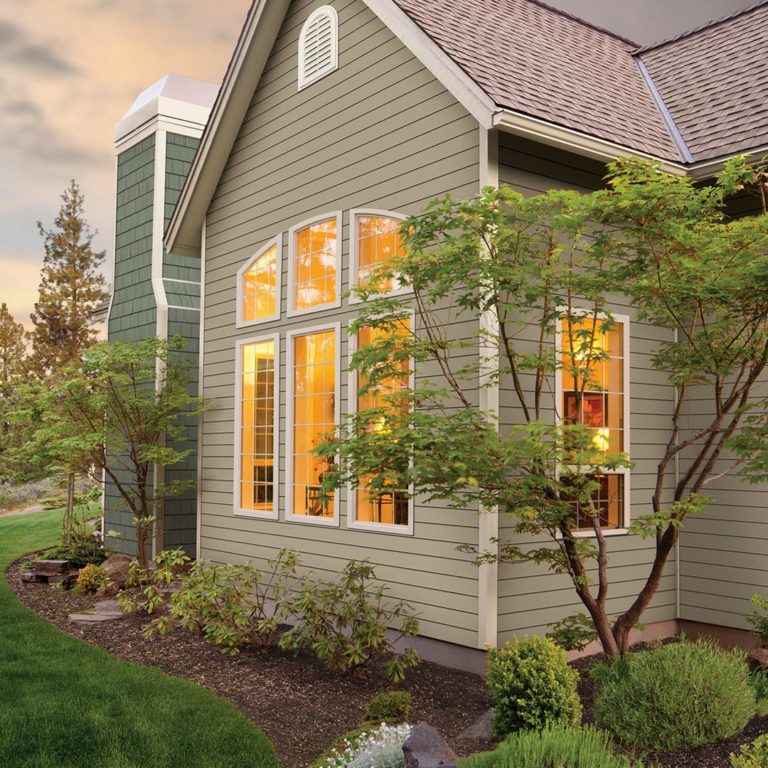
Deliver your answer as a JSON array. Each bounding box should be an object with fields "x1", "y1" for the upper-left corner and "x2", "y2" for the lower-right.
[
  {"x1": 403, "y1": 723, "x2": 457, "y2": 768},
  {"x1": 101, "y1": 553, "x2": 133, "y2": 587},
  {"x1": 31, "y1": 559, "x2": 68, "y2": 575},
  {"x1": 69, "y1": 599, "x2": 126, "y2": 623},
  {"x1": 459, "y1": 708, "x2": 494, "y2": 740},
  {"x1": 749, "y1": 647, "x2": 768, "y2": 668}
]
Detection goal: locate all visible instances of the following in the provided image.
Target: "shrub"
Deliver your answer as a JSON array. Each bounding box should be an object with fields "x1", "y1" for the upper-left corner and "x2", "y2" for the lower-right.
[
  {"x1": 316, "y1": 723, "x2": 411, "y2": 768},
  {"x1": 592, "y1": 638, "x2": 755, "y2": 750},
  {"x1": 744, "y1": 593, "x2": 768, "y2": 646},
  {"x1": 364, "y1": 691, "x2": 413, "y2": 724},
  {"x1": 458, "y1": 726, "x2": 641, "y2": 768},
  {"x1": 279, "y1": 560, "x2": 420, "y2": 683},
  {"x1": 749, "y1": 668, "x2": 768, "y2": 715},
  {"x1": 75, "y1": 563, "x2": 109, "y2": 594},
  {"x1": 731, "y1": 734, "x2": 768, "y2": 768},
  {"x1": 486, "y1": 636, "x2": 581, "y2": 738},
  {"x1": 117, "y1": 548, "x2": 191, "y2": 615},
  {"x1": 148, "y1": 549, "x2": 298, "y2": 653}
]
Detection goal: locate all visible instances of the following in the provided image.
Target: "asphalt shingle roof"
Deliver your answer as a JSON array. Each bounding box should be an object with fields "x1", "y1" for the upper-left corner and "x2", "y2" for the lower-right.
[
  {"x1": 638, "y1": 1, "x2": 768, "y2": 162},
  {"x1": 393, "y1": 0, "x2": 768, "y2": 165}
]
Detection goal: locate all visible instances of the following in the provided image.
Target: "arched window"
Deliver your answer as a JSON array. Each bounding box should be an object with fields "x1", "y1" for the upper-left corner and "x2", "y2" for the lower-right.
[
  {"x1": 350, "y1": 210, "x2": 409, "y2": 299},
  {"x1": 298, "y1": 5, "x2": 339, "y2": 90},
  {"x1": 237, "y1": 237, "x2": 281, "y2": 327}
]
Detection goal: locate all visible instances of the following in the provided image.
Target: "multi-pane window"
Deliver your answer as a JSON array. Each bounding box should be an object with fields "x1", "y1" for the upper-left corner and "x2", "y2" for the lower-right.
[
  {"x1": 237, "y1": 337, "x2": 277, "y2": 517},
  {"x1": 353, "y1": 213, "x2": 407, "y2": 295},
  {"x1": 240, "y1": 241, "x2": 279, "y2": 324},
  {"x1": 290, "y1": 328, "x2": 337, "y2": 520},
  {"x1": 354, "y1": 319, "x2": 411, "y2": 529},
  {"x1": 291, "y1": 217, "x2": 339, "y2": 314},
  {"x1": 560, "y1": 316, "x2": 628, "y2": 530}
]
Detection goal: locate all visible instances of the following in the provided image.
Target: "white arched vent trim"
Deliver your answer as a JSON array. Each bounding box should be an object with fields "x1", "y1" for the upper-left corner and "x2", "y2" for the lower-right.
[{"x1": 298, "y1": 5, "x2": 339, "y2": 90}]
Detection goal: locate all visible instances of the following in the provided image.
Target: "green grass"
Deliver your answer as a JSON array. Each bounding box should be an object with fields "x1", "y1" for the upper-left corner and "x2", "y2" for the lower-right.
[{"x1": 0, "y1": 509, "x2": 281, "y2": 768}]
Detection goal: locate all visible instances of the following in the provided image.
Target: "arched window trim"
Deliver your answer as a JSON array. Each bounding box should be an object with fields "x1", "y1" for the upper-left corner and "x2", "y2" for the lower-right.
[
  {"x1": 349, "y1": 208, "x2": 412, "y2": 304},
  {"x1": 236, "y1": 236, "x2": 282, "y2": 328},
  {"x1": 298, "y1": 5, "x2": 339, "y2": 91}
]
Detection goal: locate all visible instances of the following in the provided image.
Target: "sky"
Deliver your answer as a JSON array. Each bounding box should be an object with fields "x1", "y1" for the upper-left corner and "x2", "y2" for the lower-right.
[{"x1": 0, "y1": 0, "x2": 758, "y2": 329}]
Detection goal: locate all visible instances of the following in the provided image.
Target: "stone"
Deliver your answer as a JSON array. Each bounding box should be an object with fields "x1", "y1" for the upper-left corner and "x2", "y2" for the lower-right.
[
  {"x1": 31, "y1": 559, "x2": 68, "y2": 575},
  {"x1": 749, "y1": 647, "x2": 768, "y2": 668},
  {"x1": 459, "y1": 708, "x2": 494, "y2": 741},
  {"x1": 403, "y1": 723, "x2": 457, "y2": 768},
  {"x1": 94, "y1": 583, "x2": 119, "y2": 598},
  {"x1": 69, "y1": 600, "x2": 126, "y2": 623},
  {"x1": 100, "y1": 553, "x2": 133, "y2": 586}
]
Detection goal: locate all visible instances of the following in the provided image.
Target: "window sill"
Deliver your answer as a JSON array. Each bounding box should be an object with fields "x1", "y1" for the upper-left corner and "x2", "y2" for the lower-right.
[
  {"x1": 233, "y1": 509, "x2": 279, "y2": 521},
  {"x1": 285, "y1": 512, "x2": 340, "y2": 527},
  {"x1": 348, "y1": 520, "x2": 414, "y2": 536}
]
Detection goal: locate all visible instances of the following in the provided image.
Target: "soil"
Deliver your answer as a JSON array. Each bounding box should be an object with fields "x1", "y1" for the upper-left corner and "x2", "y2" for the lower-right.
[
  {"x1": 7, "y1": 557, "x2": 494, "y2": 768},
  {"x1": 9, "y1": 556, "x2": 768, "y2": 768}
]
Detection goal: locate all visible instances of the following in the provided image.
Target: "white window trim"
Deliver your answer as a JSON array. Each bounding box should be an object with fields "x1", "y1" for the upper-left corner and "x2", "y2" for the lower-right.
[
  {"x1": 233, "y1": 333, "x2": 280, "y2": 520},
  {"x1": 236, "y1": 236, "x2": 282, "y2": 328},
  {"x1": 285, "y1": 322, "x2": 342, "y2": 527},
  {"x1": 298, "y1": 5, "x2": 339, "y2": 91},
  {"x1": 349, "y1": 208, "x2": 413, "y2": 305},
  {"x1": 287, "y1": 212, "x2": 343, "y2": 318},
  {"x1": 554, "y1": 310, "x2": 631, "y2": 537},
  {"x1": 346, "y1": 310, "x2": 416, "y2": 536}
]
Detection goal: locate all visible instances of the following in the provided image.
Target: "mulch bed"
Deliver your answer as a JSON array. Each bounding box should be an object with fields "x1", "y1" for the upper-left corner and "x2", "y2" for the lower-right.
[
  {"x1": 9, "y1": 556, "x2": 768, "y2": 767},
  {"x1": 7, "y1": 557, "x2": 494, "y2": 768}
]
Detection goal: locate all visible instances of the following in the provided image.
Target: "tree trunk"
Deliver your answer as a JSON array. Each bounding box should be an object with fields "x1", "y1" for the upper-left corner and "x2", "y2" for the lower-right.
[{"x1": 63, "y1": 472, "x2": 75, "y2": 547}]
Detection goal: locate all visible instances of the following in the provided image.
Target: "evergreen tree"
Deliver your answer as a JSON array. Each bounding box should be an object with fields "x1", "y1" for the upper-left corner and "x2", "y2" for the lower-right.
[
  {"x1": 29, "y1": 180, "x2": 108, "y2": 376},
  {"x1": 0, "y1": 303, "x2": 26, "y2": 395}
]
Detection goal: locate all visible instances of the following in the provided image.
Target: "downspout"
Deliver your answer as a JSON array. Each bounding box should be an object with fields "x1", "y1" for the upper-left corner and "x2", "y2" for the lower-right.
[
  {"x1": 195, "y1": 218, "x2": 206, "y2": 561},
  {"x1": 674, "y1": 327, "x2": 681, "y2": 622}
]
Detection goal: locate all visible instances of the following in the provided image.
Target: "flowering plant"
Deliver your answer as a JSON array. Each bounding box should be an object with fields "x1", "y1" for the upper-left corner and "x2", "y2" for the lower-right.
[{"x1": 322, "y1": 723, "x2": 411, "y2": 768}]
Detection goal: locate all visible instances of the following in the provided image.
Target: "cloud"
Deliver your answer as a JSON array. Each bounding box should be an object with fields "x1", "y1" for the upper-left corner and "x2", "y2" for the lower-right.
[{"x1": 0, "y1": 18, "x2": 79, "y2": 76}]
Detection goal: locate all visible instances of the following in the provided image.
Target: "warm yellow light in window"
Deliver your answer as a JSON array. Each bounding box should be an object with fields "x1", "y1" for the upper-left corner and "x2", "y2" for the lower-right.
[
  {"x1": 243, "y1": 245, "x2": 278, "y2": 322},
  {"x1": 294, "y1": 219, "x2": 337, "y2": 310},
  {"x1": 357, "y1": 215, "x2": 407, "y2": 294}
]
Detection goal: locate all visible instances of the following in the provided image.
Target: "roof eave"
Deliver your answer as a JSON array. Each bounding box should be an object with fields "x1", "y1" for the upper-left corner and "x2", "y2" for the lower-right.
[{"x1": 493, "y1": 109, "x2": 688, "y2": 175}]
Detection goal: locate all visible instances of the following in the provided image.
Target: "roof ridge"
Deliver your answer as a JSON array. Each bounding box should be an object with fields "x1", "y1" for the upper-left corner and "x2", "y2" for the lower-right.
[
  {"x1": 636, "y1": 0, "x2": 768, "y2": 53},
  {"x1": 530, "y1": 0, "x2": 637, "y2": 46}
]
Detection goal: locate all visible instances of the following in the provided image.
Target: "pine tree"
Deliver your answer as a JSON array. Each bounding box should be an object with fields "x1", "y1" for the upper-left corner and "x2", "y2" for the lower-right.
[
  {"x1": 29, "y1": 180, "x2": 108, "y2": 377},
  {"x1": 0, "y1": 303, "x2": 26, "y2": 396}
]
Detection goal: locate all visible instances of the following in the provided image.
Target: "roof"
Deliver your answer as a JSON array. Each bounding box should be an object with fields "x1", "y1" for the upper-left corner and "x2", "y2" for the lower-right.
[
  {"x1": 392, "y1": 0, "x2": 681, "y2": 160},
  {"x1": 638, "y1": 1, "x2": 768, "y2": 162}
]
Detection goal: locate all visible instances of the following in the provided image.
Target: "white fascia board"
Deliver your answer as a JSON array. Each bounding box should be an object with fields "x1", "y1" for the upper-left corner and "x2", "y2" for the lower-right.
[
  {"x1": 494, "y1": 110, "x2": 688, "y2": 176},
  {"x1": 686, "y1": 144, "x2": 768, "y2": 180},
  {"x1": 361, "y1": 0, "x2": 495, "y2": 129},
  {"x1": 165, "y1": 0, "x2": 291, "y2": 256},
  {"x1": 115, "y1": 115, "x2": 208, "y2": 156}
]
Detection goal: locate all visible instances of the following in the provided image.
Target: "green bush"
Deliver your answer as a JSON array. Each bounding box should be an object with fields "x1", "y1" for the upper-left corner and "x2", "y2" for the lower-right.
[
  {"x1": 75, "y1": 563, "x2": 109, "y2": 594},
  {"x1": 147, "y1": 549, "x2": 298, "y2": 654},
  {"x1": 731, "y1": 734, "x2": 768, "y2": 768},
  {"x1": 279, "y1": 560, "x2": 420, "y2": 683},
  {"x1": 744, "y1": 593, "x2": 768, "y2": 646},
  {"x1": 458, "y1": 726, "x2": 642, "y2": 768},
  {"x1": 592, "y1": 638, "x2": 755, "y2": 750},
  {"x1": 486, "y1": 636, "x2": 581, "y2": 738},
  {"x1": 117, "y1": 548, "x2": 191, "y2": 615},
  {"x1": 364, "y1": 691, "x2": 413, "y2": 723},
  {"x1": 749, "y1": 668, "x2": 768, "y2": 715}
]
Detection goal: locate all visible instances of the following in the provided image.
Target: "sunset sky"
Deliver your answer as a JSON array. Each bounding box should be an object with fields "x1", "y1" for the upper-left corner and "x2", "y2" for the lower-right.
[{"x1": 0, "y1": 0, "x2": 756, "y2": 329}]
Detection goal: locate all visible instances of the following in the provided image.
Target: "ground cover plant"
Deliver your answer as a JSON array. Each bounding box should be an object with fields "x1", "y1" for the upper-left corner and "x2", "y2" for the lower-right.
[
  {"x1": 458, "y1": 726, "x2": 642, "y2": 768},
  {"x1": 314, "y1": 723, "x2": 411, "y2": 768},
  {"x1": 0, "y1": 508, "x2": 280, "y2": 768},
  {"x1": 487, "y1": 636, "x2": 581, "y2": 738},
  {"x1": 363, "y1": 691, "x2": 413, "y2": 723},
  {"x1": 592, "y1": 638, "x2": 755, "y2": 750},
  {"x1": 731, "y1": 733, "x2": 768, "y2": 767}
]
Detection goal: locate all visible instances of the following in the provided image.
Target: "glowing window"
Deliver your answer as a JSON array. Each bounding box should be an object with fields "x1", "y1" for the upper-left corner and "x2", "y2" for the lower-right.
[
  {"x1": 353, "y1": 213, "x2": 407, "y2": 295},
  {"x1": 238, "y1": 238, "x2": 280, "y2": 326},
  {"x1": 237, "y1": 337, "x2": 277, "y2": 517},
  {"x1": 290, "y1": 328, "x2": 337, "y2": 520},
  {"x1": 298, "y1": 6, "x2": 339, "y2": 90},
  {"x1": 354, "y1": 318, "x2": 411, "y2": 528},
  {"x1": 290, "y1": 216, "x2": 339, "y2": 314},
  {"x1": 560, "y1": 316, "x2": 628, "y2": 530}
]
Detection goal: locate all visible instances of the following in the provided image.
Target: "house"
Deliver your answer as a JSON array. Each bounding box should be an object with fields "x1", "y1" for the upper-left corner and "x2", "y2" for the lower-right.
[{"x1": 105, "y1": 0, "x2": 768, "y2": 671}]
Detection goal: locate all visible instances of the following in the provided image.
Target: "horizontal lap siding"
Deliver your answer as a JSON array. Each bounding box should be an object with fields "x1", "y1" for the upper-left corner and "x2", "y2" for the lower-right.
[
  {"x1": 496, "y1": 133, "x2": 677, "y2": 643},
  {"x1": 201, "y1": 0, "x2": 481, "y2": 648}
]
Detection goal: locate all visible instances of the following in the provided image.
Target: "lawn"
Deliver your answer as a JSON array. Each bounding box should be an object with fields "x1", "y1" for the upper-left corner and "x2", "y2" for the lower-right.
[{"x1": 0, "y1": 509, "x2": 280, "y2": 768}]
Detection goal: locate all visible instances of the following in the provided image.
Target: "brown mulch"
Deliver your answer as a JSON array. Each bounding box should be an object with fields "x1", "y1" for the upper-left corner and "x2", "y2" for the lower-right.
[
  {"x1": 7, "y1": 557, "x2": 494, "y2": 768},
  {"x1": 10, "y1": 556, "x2": 768, "y2": 768}
]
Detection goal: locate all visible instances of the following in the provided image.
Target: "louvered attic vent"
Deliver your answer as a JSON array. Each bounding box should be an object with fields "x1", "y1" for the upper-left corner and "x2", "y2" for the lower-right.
[{"x1": 298, "y1": 6, "x2": 339, "y2": 90}]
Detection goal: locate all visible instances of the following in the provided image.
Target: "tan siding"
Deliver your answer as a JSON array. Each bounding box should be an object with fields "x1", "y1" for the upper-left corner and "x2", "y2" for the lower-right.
[
  {"x1": 201, "y1": 0, "x2": 481, "y2": 649},
  {"x1": 496, "y1": 133, "x2": 677, "y2": 644}
]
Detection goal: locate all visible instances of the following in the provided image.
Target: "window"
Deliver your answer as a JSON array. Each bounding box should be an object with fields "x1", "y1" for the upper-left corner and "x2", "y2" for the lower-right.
[
  {"x1": 288, "y1": 214, "x2": 342, "y2": 316},
  {"x1": 558, "y1": 314, "x2": 629, "y2": 531},
  {"x1": 298, "y1": 5, "x2": 339, "y2": 90},
  {"x1": 350, "y1": 210, "x2": 408, "y2": 299},
  {"x1": 350, "y1": 317, "x2": 413, "y2": 533},
  {"x1": 287, "y1": 325, "x2": 339, "y2": 524},
  {"x1": 235, "y1": 335, "x2": 279, "y2": 518},
  {"x1": 237, "y1": 237, "x2": 281, "y2": 326}
]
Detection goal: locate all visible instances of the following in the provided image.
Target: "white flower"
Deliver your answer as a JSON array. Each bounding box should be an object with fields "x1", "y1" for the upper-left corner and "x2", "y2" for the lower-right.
[{"x1": 325, "y1": 724, "x2": 411, "y2": 768}]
